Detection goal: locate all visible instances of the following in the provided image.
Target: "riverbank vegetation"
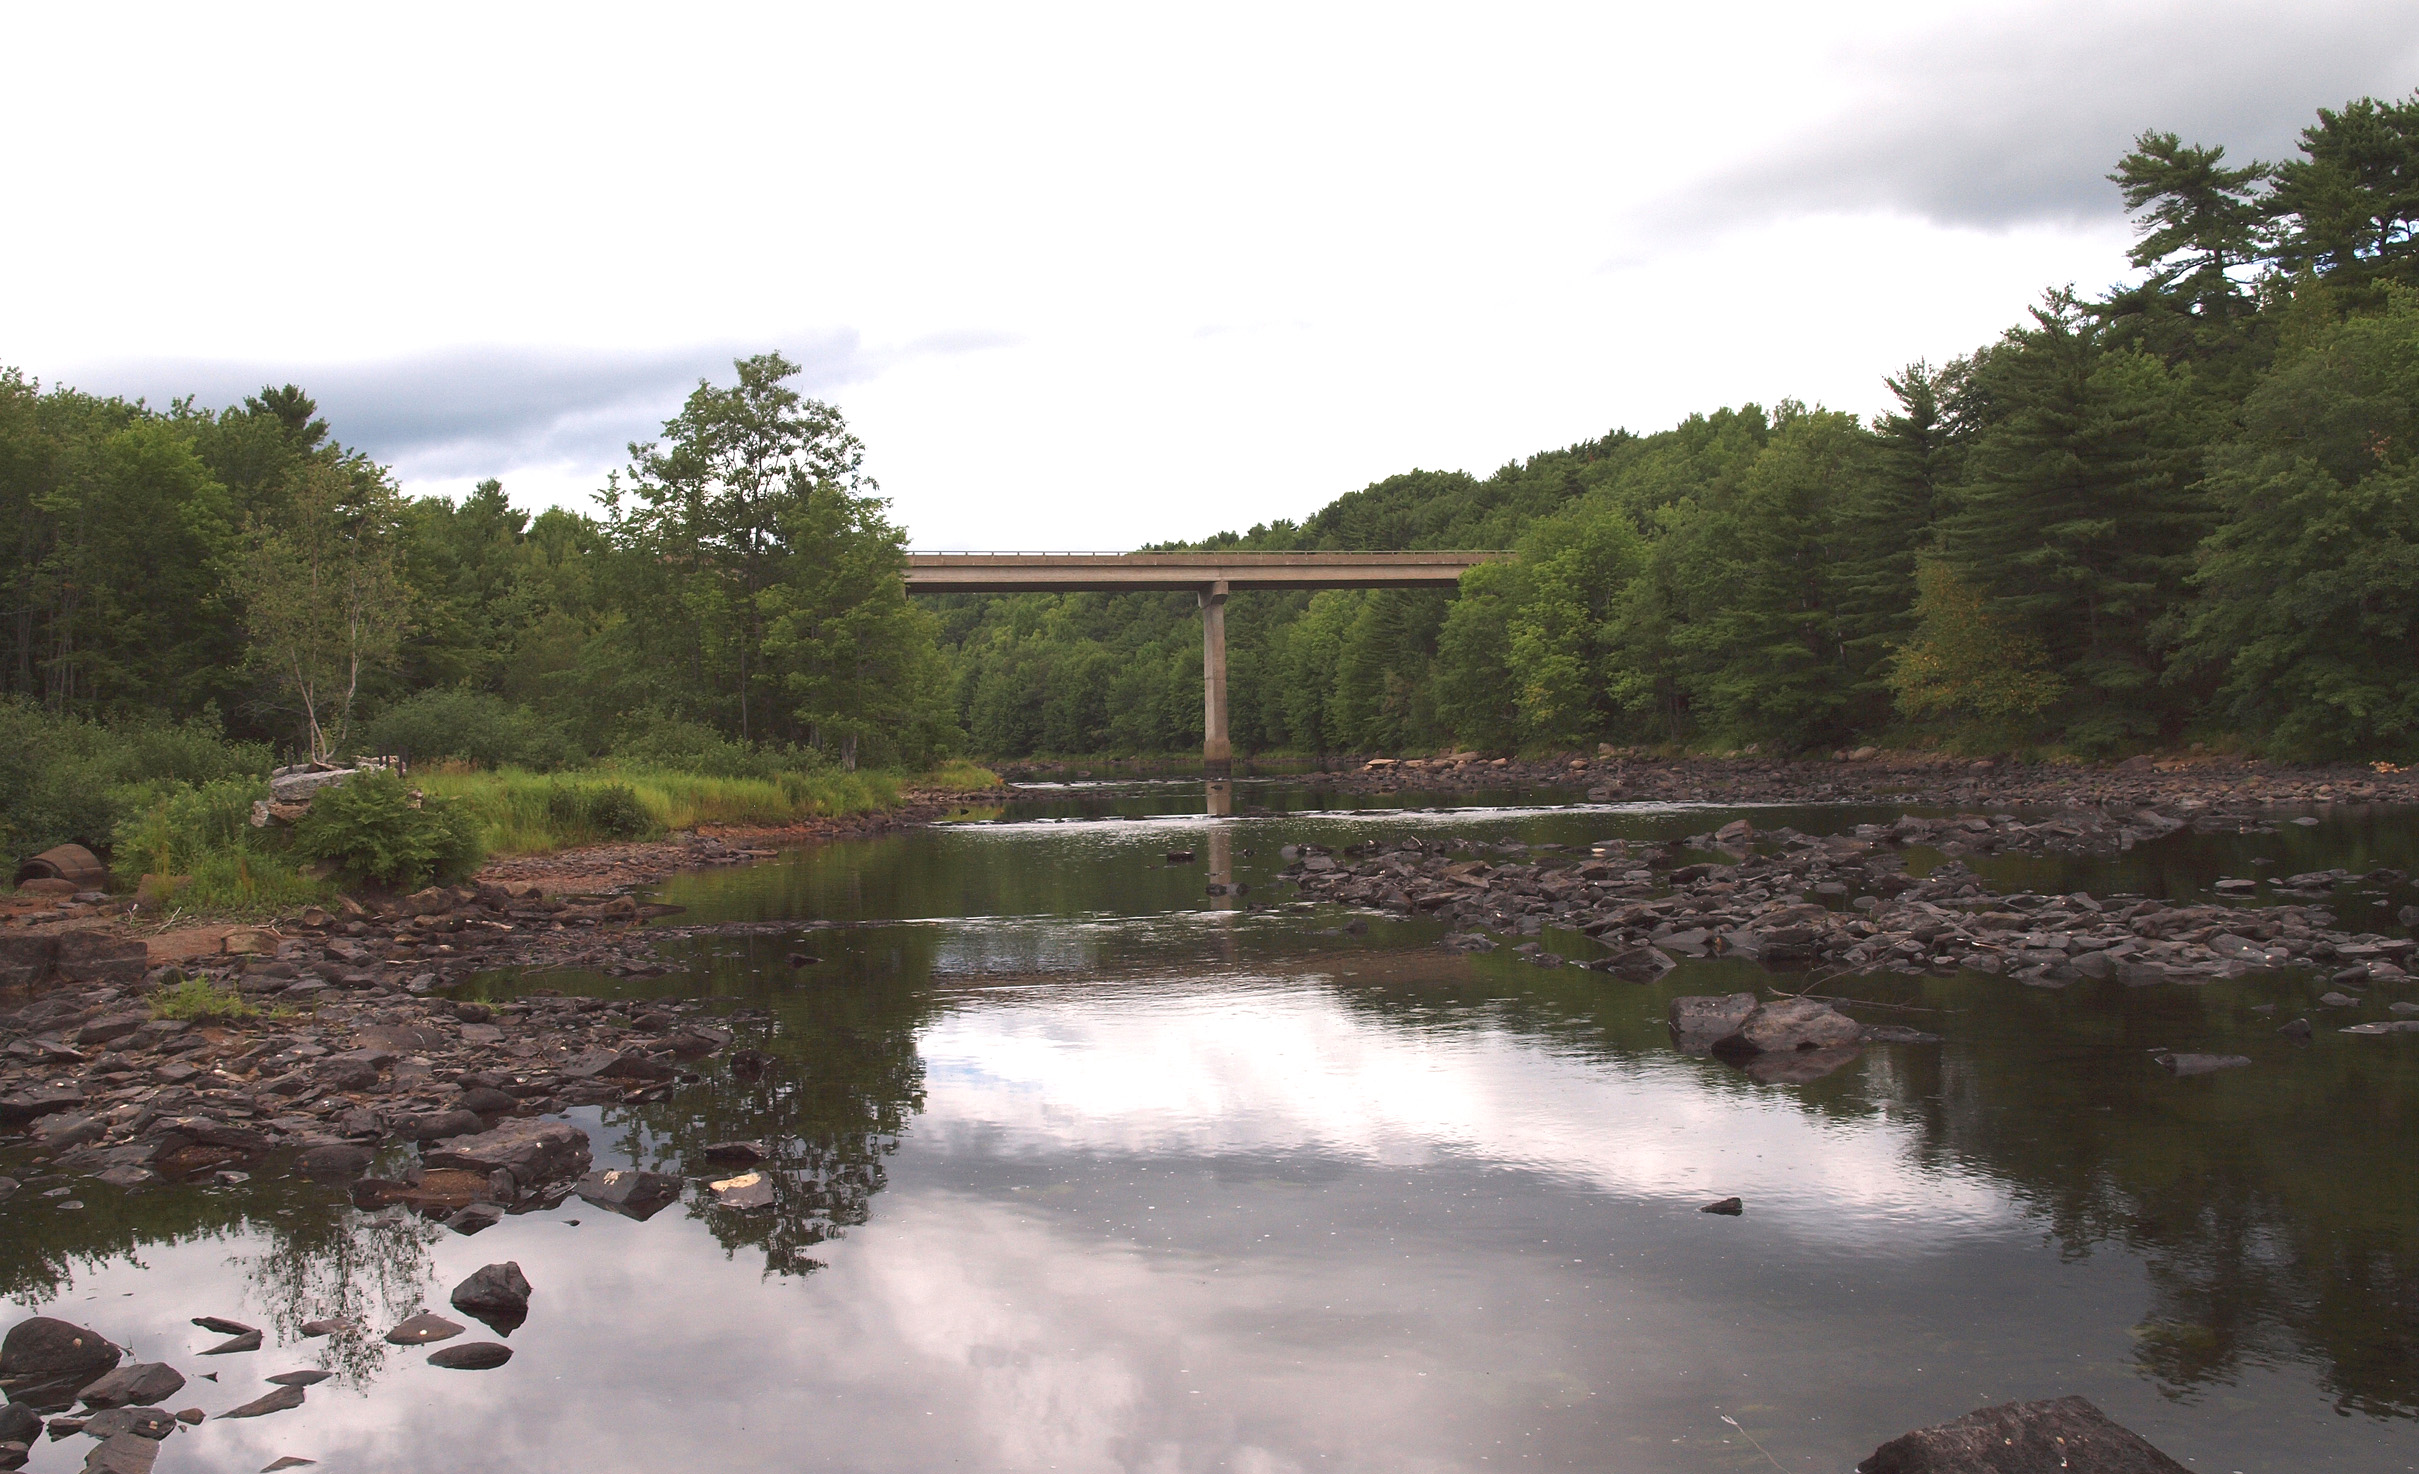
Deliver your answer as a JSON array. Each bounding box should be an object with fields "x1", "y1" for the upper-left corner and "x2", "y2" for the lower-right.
[{"x1": 940, "y1": 92, "x2": 2419, "y2": 765}]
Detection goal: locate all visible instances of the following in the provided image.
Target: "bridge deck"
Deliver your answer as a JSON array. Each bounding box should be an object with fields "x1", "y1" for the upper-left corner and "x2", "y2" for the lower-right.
[{"x1": 903, "y1": 550, "x2": 1504, "y2": 593}]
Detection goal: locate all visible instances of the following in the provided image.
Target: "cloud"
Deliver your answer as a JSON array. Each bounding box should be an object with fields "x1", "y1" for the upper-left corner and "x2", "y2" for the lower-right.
[
  {"x1": 1640, "y1": 0, "x2": 2419, "y2": 239},
  {"x1": 67, "y1": 336, "x2": 872, "y2": 483}
]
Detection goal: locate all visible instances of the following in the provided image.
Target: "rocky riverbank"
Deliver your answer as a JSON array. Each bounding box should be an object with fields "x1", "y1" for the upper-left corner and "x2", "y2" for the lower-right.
[
  {"x1": 1004, "y1": 749, "x2": 2419, "y2": 812},
  {"x1": 1279, "y1": 807, "x2": 2419, "y2": 1004}
]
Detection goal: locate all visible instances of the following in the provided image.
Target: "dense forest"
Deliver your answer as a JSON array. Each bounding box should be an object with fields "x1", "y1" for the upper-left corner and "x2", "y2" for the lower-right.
[
  {"x1": 5, "y1": 91, "x2": 2417, "y2": 863},
  {"x1": 941, "y1": 94, "x2": 2419, "y2": 764}
]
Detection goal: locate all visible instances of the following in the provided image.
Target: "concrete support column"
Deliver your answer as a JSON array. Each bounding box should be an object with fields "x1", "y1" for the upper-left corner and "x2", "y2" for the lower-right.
[{"x1": 1200, "y1": 580, "x2": 1231, "y2": 779}]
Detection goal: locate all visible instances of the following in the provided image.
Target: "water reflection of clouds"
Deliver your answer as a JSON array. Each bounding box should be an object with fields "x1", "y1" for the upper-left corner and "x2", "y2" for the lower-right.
[{"x1": 914, "y1": 978, "x2": 2015, "y2": 1239}]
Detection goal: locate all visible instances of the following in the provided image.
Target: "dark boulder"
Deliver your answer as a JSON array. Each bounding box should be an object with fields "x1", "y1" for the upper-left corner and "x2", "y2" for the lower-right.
[
  {"x1": 444, "y1": 1203, "x2": 505, "y2": 1235},
  {"x1": 457, "y1": 1087, "x2": 517, "y2": 1117},
  {"x1": 1858, "y1": 1395, "x2": 2187, "y2": 1473},
  {"x1": 0, "y1": 1317, "x2": 121, "y2": 1412},
  {"x1": 1700, "y1": 1197, "x2": 1743, "y2": 1216},
  {"x1": 391, "y1": 1110, "x2": 485, "y2": 1143},
  {"x1": 0, "y1": 1403, "x2": 37, "y2": 1443},
  {"x1": 450, "y1": 1262, "x2": 532, "y2": 1334}
]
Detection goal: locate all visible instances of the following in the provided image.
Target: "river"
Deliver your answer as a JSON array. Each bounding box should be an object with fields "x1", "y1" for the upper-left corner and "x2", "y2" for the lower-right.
[{"x1": 5, "y1": 778, "x2": 2417, "y2": 1472}]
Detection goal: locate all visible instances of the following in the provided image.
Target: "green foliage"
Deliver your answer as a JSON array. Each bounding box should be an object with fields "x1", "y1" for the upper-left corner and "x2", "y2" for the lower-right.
[
  {"x1": 292, "y1": 769, "x2": 483, "y2": 891},
  {"x1": 150, "y1": 978, "x2": 258, "y2": 1022},
  {"x1": 1887, "y1": 563, "x2": 2066, "y2": 731},
  {"x1": 362, "y1": 688, "x2": 579, "y2": 771},
  {"x1": 0, "y1": 700, "x2": 270, "y2": 858},
  {"x1": 110, "y1": 776, "x2": 267, "y2": 882},
  {"x1": 2178, "y1": 293, "x2": 2419, "y2": 759}
]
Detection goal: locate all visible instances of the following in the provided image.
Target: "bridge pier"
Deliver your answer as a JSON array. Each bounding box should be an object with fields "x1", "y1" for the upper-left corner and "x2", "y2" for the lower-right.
[{"x1": 1200, "y1": 581, "x2": 1230, "y2": 780}]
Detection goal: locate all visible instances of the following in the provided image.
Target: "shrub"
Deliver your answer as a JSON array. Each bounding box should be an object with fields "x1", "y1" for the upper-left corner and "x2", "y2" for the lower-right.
[
  {"x1": 361, "y1": 689, "x2": 581, "y2": 771},
  {"x1": 606, "y1": 710, "x2": 823, "y2": 780},
  {"x1": 150, "y1": 978, "x2": 259, "y2": 1022},
  {"x1": 111, "y1": 776, "x2": 270, "y2": 883},
  {"x1": 293, "y1": 769, "x2": 484, "y2": 890},
  {"x1": 543, "y1": 781, "x2": 659, "y2": 841},
  {"x1": 0, "y1": 700, "x2": 270, "y2": 858}
]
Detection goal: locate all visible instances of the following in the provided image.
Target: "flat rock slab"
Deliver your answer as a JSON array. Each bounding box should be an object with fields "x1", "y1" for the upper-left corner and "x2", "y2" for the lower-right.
[
  {"x1": 262, "y1": 1459, "x2": 319, "y2": 1471},
  {"x1": 422, "y1": 1119, "x2": 592, "y2": 1196},
  {"x1": 700, "y1": 1141, "x2": 768, "y2": 1165},
  {"x1": 198, "y1": 1330, "x2": 261, "y2": 1356},
  {"x1": 81, "y1": 1432, "x2": 160, "y2": 1474},
  {"x1": 77, "y1": 1362, "x2": 185, "y2": 1409},
  {"x1": 2343, "y1": 1020, "x2": 2419, "y2": 1036},
  {"x1": 575, "y1": 1168, "x2": 682, "y2": 1219},
  {"x1": 427, "y1": 1343, "x2": 513, "y2": 1370},
  {"x1": 1717, "y1": 998, "x2": 1864, "y2": 1056},
  {"x1": 295, "y1": 1320, "x2": 353, "y2": 1339},
  {"x1": 189, "y1": 1316, "x2": 256, "y2": 1337},
  {"x1": 222, "y1": 1385, "x2": 306, "y2": 1419},
  {"x1": 384, "y1": 1313, "x2": 463, "y2": 1346},
  {"x1": 81, "y1": 1407, "x2": 176, "y2": 1440},
  {"x1": 1858, "y1": 1395, "x2": 2188, "y2": 1473},
  {"x1": 264, "y1": 1370, "x2": 332, "y2": 1387}
]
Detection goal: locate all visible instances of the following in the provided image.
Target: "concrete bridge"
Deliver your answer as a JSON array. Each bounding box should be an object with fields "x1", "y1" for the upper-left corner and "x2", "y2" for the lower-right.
[{"x1": 904, "y1": 552, "x2": 1507, "y2": 782}]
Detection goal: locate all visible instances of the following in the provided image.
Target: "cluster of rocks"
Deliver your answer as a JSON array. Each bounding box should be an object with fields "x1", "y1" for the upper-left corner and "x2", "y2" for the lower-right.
[
  {"x1": 0, "y1": 1264, "x2": 536, "y2": 1471},
  {"x1": 1665, "y1": 992, "x2": 1939, "y2": 1083},
  {"x1": 0, "y1": 959, "x2": 759, "y2": 1209},
  {"x1": 1277, "y1": 813, "x2": 2418, "y2": 1014},
  {"x1": 1244, "y1": 748, "x2": 2419, "y2": 815}
]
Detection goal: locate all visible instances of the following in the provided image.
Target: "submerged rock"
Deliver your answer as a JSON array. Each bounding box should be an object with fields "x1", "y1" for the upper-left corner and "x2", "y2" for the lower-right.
[
  {"x1": 264, "y1": 1370, "x2": 331, "y2": 1388},
  {"x1": 197, "y1": 1331, "x2": 261, "y2": 1356},
  {"x1": 383, "y1": 1313, "x2": 463, "y2": 1346},
  {"x1": 709, "y1": 1172, "x2": 777, "y2": 1210},
  {"x1": 1741, "y1": 1044, "x2": 1864, "y2": 1084},
  {"x1": 427, "y1": 1342, "x2": 513, "y2": 1370},
  {"x1": 1857, "y1": 1394, "x2": 2187, "y2": 1473},
  {"x1": 1700, "y1": 1197, "x2": 1743, "y2": 1216},
  {"x1": 2158, "y1": 1053, "x2": 2252, "y2": 1076}
]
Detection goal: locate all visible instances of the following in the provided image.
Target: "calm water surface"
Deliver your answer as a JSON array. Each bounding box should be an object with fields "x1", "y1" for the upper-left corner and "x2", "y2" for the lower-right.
[{"x1": 6, "y1": 779, "x2": 2419, "y2": 1472}]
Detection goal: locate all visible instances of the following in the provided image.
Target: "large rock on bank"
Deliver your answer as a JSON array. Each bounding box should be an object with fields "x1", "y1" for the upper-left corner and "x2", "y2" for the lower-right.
[{"x1": 1858, "y1": 1395, "x2": 2188, "y2": 1473}]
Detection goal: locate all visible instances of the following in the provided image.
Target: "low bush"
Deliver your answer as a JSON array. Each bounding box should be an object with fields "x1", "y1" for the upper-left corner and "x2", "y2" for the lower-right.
[
  {"x1": 150, "y1": 977, "x2": 259, "y2": 1022},
  {"x1": 0, "y1": 700, "x2": 271, "y2": 858},
  {"x1": 293, "y1": 769, "x2": 484, "y2": 891},
  {"x1": 543, "y1": 781, "x2": 659, "y2": 841}
]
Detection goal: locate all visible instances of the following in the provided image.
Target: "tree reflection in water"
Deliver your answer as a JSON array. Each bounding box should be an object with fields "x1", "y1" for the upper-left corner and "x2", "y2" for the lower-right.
[{"x1": 238, "y1": 1204, "x2": 441, "y2": 1387}]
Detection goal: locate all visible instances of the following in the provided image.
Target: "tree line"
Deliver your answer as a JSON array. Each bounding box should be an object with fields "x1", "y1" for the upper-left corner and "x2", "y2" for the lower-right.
[
  {"x1": 0, "y1": 353, "x2": 958, "y2": 795},
  {"x1": 941, "y1": 92, "x2": 2419, "y2": 763}
]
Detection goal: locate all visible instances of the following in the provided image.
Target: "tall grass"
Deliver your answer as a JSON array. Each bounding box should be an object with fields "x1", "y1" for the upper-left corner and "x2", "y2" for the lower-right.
[{"x1": 417, "y1": 761, "x2": 995, "y2": 857}]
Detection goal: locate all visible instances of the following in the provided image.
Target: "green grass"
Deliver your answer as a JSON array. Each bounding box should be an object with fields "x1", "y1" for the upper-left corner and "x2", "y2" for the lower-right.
[{"x1": 416, "y1": 761, "x2": 999, "y2": 857}]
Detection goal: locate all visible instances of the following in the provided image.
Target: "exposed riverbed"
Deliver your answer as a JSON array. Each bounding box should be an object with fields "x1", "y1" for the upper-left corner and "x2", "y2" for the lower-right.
[{"x1": 4, "y1": 778, "x2": 2418, "y2": 1472}]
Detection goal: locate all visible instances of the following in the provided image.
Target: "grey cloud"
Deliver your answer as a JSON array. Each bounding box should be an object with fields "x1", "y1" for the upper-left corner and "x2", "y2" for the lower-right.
[
  {"x1": 1648, "y1": 0, "x2": 2419, "y2": 236},
  {"x1": 68, "y1": 336, "x2": 872, "y2": 484}
]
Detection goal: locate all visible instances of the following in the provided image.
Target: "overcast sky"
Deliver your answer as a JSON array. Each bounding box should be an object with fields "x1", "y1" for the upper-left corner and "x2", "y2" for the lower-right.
[{"x1": 9, "y1": 2, "x2": 2416, "y2": 549}]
